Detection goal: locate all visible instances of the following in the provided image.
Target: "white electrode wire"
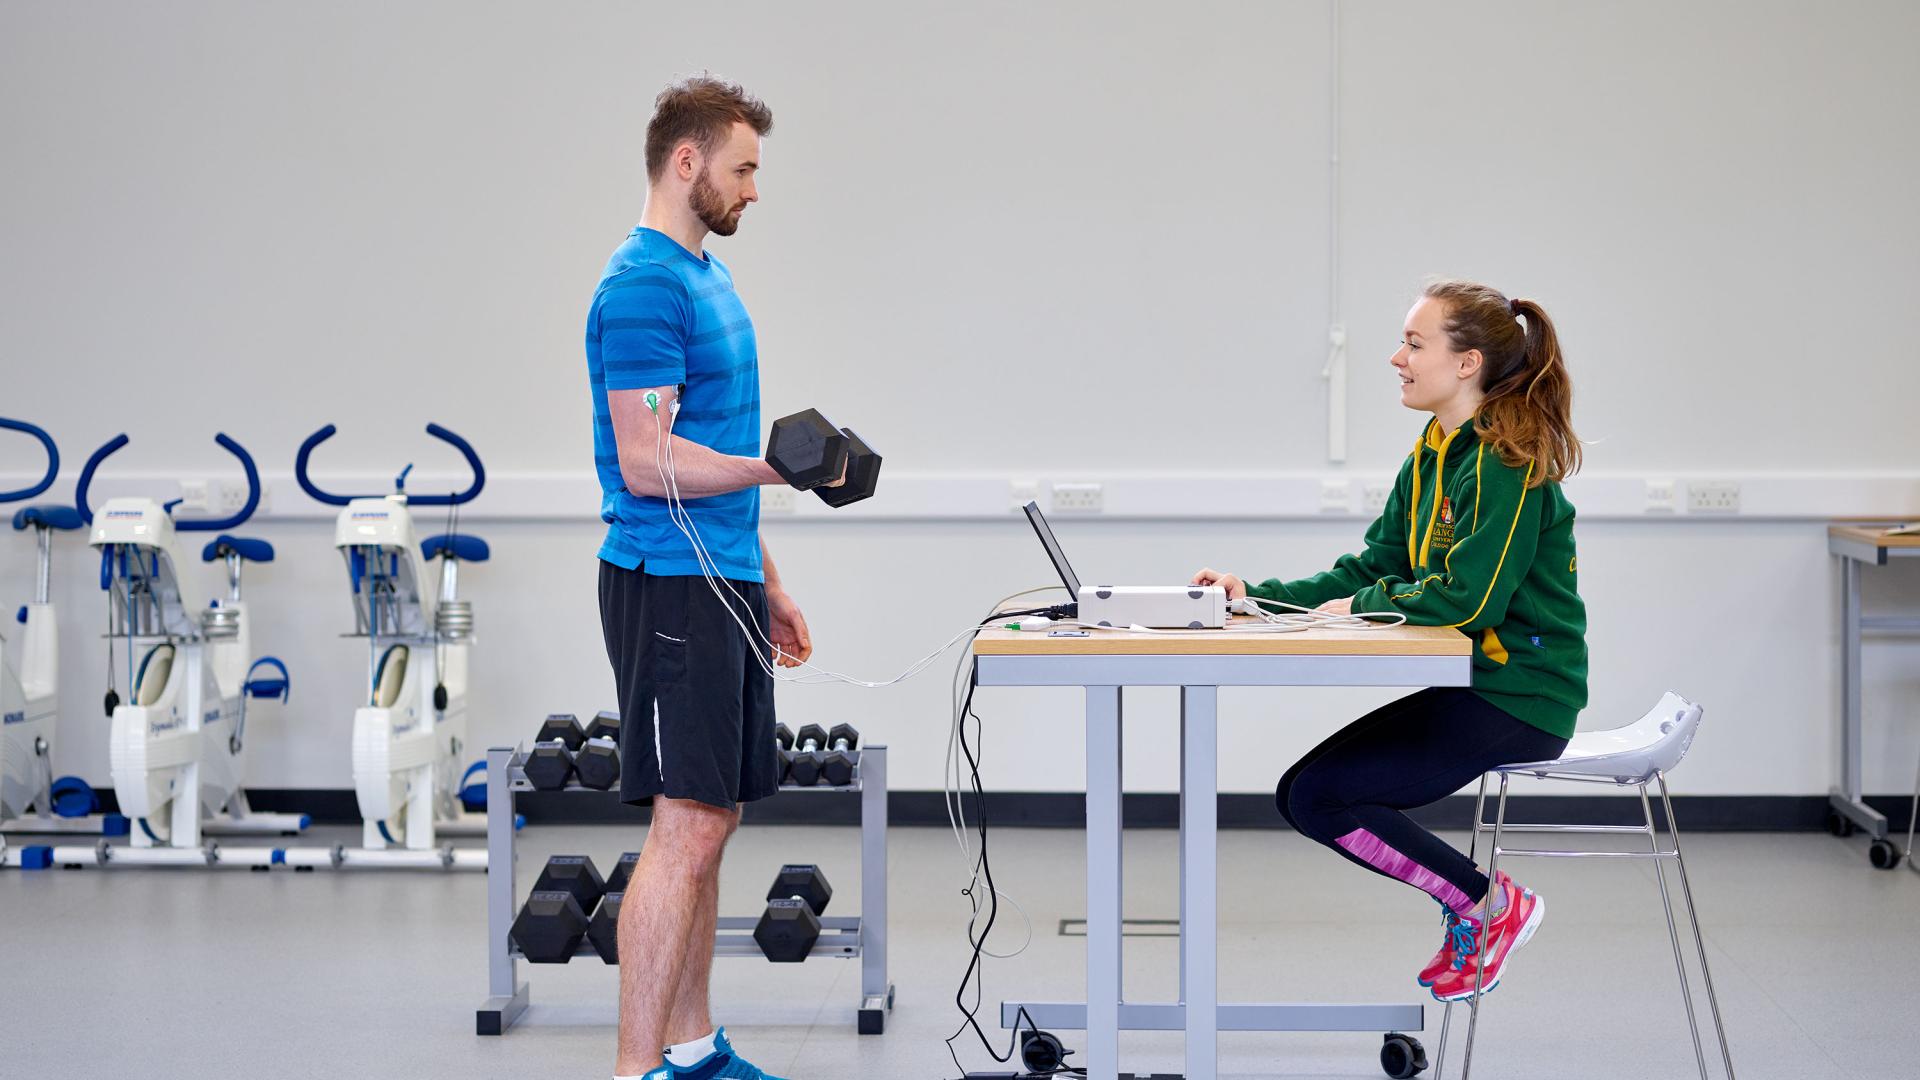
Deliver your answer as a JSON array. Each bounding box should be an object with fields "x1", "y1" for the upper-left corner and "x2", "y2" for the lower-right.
[
  {"x1": 941, "y1": 583, "x2": 1063, "y2": 960},
  {"x1": 649, "y1": 410, "x2": 1052, "y2": 956},
  {"x1": 651, "y1": 407, "x2": 1006, "y2": 688},
  {"x1": 942, "y1": 585, "x2": 1064, "y2": 863}
]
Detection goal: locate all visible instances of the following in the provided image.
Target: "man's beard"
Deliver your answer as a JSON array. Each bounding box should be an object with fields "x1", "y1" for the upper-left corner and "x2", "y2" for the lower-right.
[{"x1": 690, "y1": 170, "x2": 742, "y2": 236}]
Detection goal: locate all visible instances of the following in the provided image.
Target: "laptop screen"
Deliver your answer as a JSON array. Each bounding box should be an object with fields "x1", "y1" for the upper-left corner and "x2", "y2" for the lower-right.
[{"x1": 1022, "y1": 501, "x2": 1082, "y2": 597}]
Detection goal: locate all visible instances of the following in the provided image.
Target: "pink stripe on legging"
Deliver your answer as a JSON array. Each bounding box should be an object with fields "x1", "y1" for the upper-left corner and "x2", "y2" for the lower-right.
[{"x1": 1335, "y1": 828, "x2": 1477, "y2": 915}]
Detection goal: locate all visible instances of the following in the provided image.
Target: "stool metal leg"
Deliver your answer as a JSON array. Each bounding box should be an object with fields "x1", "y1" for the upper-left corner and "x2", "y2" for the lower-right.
[
  {"x1": 1642, "y1": 782, "x2": 1709, "y2": 1080},
  {"x1": 1434, "y1": 771, "x2": 1493, "y2": 1080},
  {"x1": 1905, "y1": 746, "x2": 1920, "y2": 875},
  {"x1": 1658, "y1": 773, "x2": 1736, "y2": 1079},
  {"x1": 1467, "y1": 772, "x2": 1489, "y2": 864},
  {"x1": 1457, "y1": 772, "x2": 1510, "y2": 1080}
]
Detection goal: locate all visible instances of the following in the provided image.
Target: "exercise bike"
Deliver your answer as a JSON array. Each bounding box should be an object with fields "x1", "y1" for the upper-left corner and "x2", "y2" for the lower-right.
[
  {"x1": 0, "y1": 418, "x2": 105, "y2": 866},
  {"x1": 289, "y1": 422, "x2": 488, "y2": 871},
  {"x1": 58, "y1": 431, "x2": 305, "y2": 867}
]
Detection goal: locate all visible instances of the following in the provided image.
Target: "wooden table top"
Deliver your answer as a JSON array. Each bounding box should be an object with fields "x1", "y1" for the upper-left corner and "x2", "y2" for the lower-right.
[
  {"x1": 972, "y1": 615, "x2": 1470, "y2": 657},
  {"x1": 1829, "y1": 524, "x2": 1920, "y2": 549}
]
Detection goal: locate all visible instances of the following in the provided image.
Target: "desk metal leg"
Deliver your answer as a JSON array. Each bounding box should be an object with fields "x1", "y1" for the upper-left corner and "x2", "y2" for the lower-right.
[
  {"x1": 1181, "y1": 686, "x2": 1219, "y2": 1080},
  {"x1": 1086, "y1": 686, "x2": 1123, "y2": 1080},
  {"x1": 1832, "y1": 555, "x2": 1888, "y2": 838}
]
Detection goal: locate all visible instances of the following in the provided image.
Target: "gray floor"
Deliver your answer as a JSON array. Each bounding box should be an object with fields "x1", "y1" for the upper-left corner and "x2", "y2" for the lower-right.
[{"x1": 1, "y1": 822, "x2": 1914, "y2": 1079}]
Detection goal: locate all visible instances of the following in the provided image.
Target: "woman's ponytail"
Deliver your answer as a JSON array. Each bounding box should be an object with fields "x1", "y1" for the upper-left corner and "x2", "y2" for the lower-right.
[{"x1": 1423, "y1": 281, "x2": 1581, "y2": 486}]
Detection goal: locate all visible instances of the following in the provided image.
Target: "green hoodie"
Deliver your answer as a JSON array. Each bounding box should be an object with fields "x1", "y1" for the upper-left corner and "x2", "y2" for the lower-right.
[{"x1": 1246, "y1": 418, "x2": 1587, "y2": 738}]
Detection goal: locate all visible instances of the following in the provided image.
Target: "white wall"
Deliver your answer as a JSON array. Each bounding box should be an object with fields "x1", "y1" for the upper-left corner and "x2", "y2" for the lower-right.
[{"x1": 4, "y1": 1, "x2": 1919, "y2": 798}]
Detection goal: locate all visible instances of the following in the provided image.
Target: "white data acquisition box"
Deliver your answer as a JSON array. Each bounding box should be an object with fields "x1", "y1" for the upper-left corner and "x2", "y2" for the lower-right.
[{"x1": 1077, "y1": 585, "x2": 1227, "y2": 629}]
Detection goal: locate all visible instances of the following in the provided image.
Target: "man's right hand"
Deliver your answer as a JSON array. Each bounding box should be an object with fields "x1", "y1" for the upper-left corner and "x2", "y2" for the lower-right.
[{"x1": 1190, "y1": 567, "x2": 1247, "y2": 601}]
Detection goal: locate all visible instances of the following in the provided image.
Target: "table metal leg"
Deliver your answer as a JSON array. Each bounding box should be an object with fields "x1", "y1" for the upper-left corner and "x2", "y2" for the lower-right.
[
  {"x1": 1181, "y1": 686, "x2": 1219, "y2": 1080},
  {"x1": 1085, "y1": 686, "x2": 1123, "y2": 1080},
  {"x1": 1832, "y1": 555, "x2": 1888, "y2": 837}
]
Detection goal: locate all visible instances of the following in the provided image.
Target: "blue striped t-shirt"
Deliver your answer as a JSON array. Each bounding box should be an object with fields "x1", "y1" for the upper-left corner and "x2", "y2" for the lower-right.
[{"x1": 586, "y1": 227, "x2": 761, "y2": 581}]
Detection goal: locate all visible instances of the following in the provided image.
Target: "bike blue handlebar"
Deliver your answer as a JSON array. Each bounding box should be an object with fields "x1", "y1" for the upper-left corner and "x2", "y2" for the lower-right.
[
  {"x1": 0, "y1": 417, "x2": 59, "y2": 504},
  {"x1": 75, "y1": 432, "x2": 261, "y2": 530},
  {"x1": 294, "y1": 423, "x2": 485, "y2": 507}
]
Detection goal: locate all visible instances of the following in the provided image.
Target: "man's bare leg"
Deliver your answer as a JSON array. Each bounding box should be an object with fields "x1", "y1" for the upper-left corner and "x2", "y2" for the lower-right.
[
  {"x1": 615, "y1": 797, "x2": 736, "y2": 1075},
  {"x1": 663, "y1": 807, "x2": 740, "y2": 1048}
]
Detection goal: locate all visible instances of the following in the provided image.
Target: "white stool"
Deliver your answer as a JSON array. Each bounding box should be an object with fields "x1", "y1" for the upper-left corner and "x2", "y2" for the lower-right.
[{"x1": 1432, "y1": 691, "x2": 1736, "y2": 1080}]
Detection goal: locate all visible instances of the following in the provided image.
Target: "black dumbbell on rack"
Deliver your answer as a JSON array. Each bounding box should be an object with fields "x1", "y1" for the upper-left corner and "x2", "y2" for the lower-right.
[
  {"x1": 510, "y1": 855, "x2": 607, "y2": 963},
  {"x1": 753, "y1": 864, "x2": 833, "y2": 962},
  {"x1": 819, "y1": 723, "x2": 861, "y2": 786},
  {"x1": 774, "y1": 722, "x2": 797, "y2": 785},
  {"x1": 765, "y1": 409, "x2": 881, "y2": 507},
  {"x1": 786, "y1": 724, "x2": 830, "y2": 787},
  {"x1": 524, "y1": 713, "x2": 620, "y2": 791},
  {"x1": 585, "y1": 709, "x2": 621, "y2": 744},
  {"x1": 585, "y1": 851, "x2": 641, "y2": 965}
]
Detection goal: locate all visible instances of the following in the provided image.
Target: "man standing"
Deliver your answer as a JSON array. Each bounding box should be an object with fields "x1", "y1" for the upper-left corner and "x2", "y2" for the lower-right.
[{"x1": 587, "y1": 74, "x2": 812, "y2": 1080}]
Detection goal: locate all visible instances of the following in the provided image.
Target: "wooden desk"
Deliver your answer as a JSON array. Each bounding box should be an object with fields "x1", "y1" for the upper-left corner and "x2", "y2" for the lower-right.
[
  {"x1": 1827, "y1": 526, "x2": 1920, "y2": 862},
  {"x1": 973, "y1": 616, "x2": 1470, "y2": 1080}
]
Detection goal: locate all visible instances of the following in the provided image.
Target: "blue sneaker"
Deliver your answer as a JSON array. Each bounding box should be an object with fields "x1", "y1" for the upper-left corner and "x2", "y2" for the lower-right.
[{"x1": 667, "y1": 1028, "x2": 789, "y2": 1080}]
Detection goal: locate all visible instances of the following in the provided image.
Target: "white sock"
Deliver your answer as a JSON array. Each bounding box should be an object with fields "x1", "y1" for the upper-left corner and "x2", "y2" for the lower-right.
[{"x1": 664, "y1": 1030, "x2": 720, "y2": 1067}]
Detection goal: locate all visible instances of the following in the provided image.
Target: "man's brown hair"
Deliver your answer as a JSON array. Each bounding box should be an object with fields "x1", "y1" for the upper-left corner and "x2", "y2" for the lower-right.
[{"x1": 644, "y1": 74, "x2": 773, "y2": 182}]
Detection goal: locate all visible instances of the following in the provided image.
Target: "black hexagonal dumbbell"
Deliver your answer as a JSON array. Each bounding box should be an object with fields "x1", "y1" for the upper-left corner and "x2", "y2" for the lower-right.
[
  {"x1": 765, "y1": 409, "x2": 880, "y2": 507},
  {"x1": 523, "y1": 741, "x2": 575, "y2": 790},
  {"x1": 815, "y1": 428, "x2": 880, "y2": 508},
  {"x1": 585, "y1": 709, "x2": 621, "y2": 745},
  {"x1": 753, "y1": 864, "x2": 833, "y2": 962},
  {"x1": 604, "y1": 850, "x2": 641, "y2": 895},
  {"x1": 510, "y1": 855, "x2": 605, "y2": 963},
  {"x1": 512, "y1": 891, "x2": 590, "y2": 964},
  {"x1": 574, "y1": 737, "x2": 620, "y2": 791},
  {"x1": 773, "y1": 722, "x2": 796, "y2": 784},
  {"x1": 786, "y1": 724, "x2": 829, "y2": 787},
  {"x1": 587, "y1": 890, "x2": 624, "y2": 964},
  {"x1": 537, "y1": 713, "x2": 586, "y2": 750},
  {"x1": 818, "y1": 723, "x2": 861, "y2": 786}
]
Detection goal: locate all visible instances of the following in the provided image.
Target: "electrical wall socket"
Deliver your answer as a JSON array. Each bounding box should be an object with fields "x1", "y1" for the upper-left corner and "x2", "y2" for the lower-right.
[
  {"x1": 1362, "y1": 483, "x2": 1391, "y2": 514},
  {"x1": 1319, "y1": 479, "x2": 1352, "y2": 513},
  {"x1": 1686, "y1": 480, "x2": 1740, "y2": 514},
  {"x1": 1050, "y1": 482, "x2": 1104, "y2": 514},
  {"x1": 1009, "y1": 480, "x2": 1040, "y2": 513},
  {"x1": 762, "y1": 486, "x2": 795, "y2": 514},
  {"x1": 212, "y1": 479, "x2": 266, "y2": 515},
  {"x1": 178, "y1": 480, "x2": 210, "y2": 512},
  {"x1": 1644, "y1": 479, "x2": 1677, "y2": 513}
]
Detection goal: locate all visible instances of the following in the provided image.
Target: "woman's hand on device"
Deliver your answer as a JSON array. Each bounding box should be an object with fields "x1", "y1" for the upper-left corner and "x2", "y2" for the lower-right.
[{"x1": 1190, "y1": 568, "x2": 1247, "y2": 601}]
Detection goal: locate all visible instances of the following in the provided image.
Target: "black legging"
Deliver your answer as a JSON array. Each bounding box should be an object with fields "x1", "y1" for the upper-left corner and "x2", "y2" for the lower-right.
[{"x1": 1276, "y1": 687, "x2": 1569, "y2": 914}]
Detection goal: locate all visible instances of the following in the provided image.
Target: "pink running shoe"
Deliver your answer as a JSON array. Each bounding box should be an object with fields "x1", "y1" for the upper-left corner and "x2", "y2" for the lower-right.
[
  {"x1": 1429, "y1": 873, "x2": 1545, "y2": 1002},
  {"x1": 1417, "y1": 905, "x2": 1466, "y2": 987}
]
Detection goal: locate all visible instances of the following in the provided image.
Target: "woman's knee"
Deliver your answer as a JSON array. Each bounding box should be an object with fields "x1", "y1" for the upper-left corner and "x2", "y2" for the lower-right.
[
  {"x1": 1281, "y1": 767, "x2": 1341, "y2": 841},
  {"x1": 1274, "y1": 774, "x2": 1297, "y2": 829}
]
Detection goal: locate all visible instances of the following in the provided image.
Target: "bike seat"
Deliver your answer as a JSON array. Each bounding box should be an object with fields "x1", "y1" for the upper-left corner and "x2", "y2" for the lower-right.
[
  {"x1": 421, "y1": 533, "x2": 489, "y2": 563},
  {"x1": 11, "y1": 505, "x2": 84, "y2": 532},
  {"x1": 202, "y1": 535, "x2": 275, "y2": 563}
]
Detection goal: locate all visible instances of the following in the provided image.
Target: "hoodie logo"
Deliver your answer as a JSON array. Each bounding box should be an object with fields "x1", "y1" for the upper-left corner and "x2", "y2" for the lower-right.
[{"x1": 1440, "y1": 498, "x2": 1454, "y2": 525}]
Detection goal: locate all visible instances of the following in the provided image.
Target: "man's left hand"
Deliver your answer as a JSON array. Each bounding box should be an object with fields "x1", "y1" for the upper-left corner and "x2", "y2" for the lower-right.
[
  {"x1": 768, "y1": 587, "x2": 812, "y2": 667},
  {"x1": 1317, "y1": 596, "x2": 1354, "y2": 616}
]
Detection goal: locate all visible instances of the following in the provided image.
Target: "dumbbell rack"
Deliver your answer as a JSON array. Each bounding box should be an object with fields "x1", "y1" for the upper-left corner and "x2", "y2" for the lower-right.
[{"x1": 475, "y1": 743, "x2": 893, "y2": 1036}]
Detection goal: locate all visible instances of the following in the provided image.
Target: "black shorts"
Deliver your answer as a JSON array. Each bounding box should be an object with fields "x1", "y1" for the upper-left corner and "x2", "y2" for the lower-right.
[{"x1": 598, "y1": 561, "x2": 782, "y2": 810}]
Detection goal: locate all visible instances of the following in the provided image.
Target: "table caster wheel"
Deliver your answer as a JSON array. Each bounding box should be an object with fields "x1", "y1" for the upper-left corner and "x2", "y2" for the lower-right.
[
  {"x1": 1826, "y1": 810, "x2": 1855, "y2": 838},
  {"x1": 1870, "y1": 838, "x2": 1902, "y2": 870},
  {"x1": 1381, "y1": 1032, "x2": 1427, "y2": 1078}
]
